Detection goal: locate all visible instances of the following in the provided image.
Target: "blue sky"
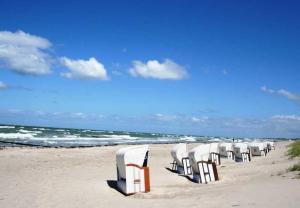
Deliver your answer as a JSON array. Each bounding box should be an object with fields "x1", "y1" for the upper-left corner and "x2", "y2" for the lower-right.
[{"x1": 0, "y1": 0, "x2": 300, "y2": 138}]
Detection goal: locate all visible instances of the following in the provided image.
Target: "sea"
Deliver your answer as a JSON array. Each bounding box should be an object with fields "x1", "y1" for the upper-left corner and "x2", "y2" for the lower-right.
[{"x1": 0, "y1": 124, "x2": 285, "y2": 148}]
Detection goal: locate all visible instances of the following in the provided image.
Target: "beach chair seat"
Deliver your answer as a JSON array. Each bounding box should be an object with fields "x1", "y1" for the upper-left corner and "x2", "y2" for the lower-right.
[{"x1": 116, "y1": 145, "x2": 150, "y2": 195}]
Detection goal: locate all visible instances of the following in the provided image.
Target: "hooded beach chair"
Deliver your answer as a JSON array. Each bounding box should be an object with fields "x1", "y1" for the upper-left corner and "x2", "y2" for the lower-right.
[
  {"x1": 188, "y1": 144, "x2": 219, "y2": 184},
  {"x1": 249, "y1": 142, "x2": 267, "y2": 156},
  {"x1": 264, "y1": 141, "x2": 275, "y2": 152},
  {"x1": 116, "y1": 145, "x2": 150, "y2": 195},
  {"x1": 170, "y1": 143, "x2": 192, "y2": 175},
  {"x1": 268, "y1": 141, "x2": 275, "y2": 150},
  {"x1": 209, "y1": 143, "x2": 221, "y2": 165},
  {"x1": 233, "y1": 143, "x2": 251, "y2": 162},
  {"x1": 219, "y1": 143, "x2": 235, "y2": 160}
]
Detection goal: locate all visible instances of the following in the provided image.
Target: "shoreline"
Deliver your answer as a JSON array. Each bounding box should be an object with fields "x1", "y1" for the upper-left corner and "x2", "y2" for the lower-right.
[{"x1": 1, "y1": 139, "x2": 298, "y2": 149}]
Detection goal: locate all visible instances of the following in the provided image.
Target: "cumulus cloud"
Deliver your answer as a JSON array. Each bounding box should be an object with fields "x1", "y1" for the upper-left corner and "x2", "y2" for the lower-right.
[
  {"x1": 60, "y1": 57, "x2": 109, "y2": 80},
  {"x1": 261, "y1": 86, "x2": 300, "y2": 104},
  {"x1": 0, "y1": 30, "x2": 52, "y2": 75},
  {"x1": 0, "y1": 81, "x2": 8, "y2": 89},
  {"x1": 129, "y1": 59, "x2": 188, "y2": 80}
]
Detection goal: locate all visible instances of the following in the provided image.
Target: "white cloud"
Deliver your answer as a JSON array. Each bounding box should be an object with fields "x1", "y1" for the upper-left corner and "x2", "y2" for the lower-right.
[
  {"x1": 261, "y1": 86, "x2": 275, "y2": 93},
  {"x1": 0, "y1": 81, "x2": 8, "y2": 89},
  {"x1": 261, "y1": 86, "x2": 300, "y2": 104},
  {"x1": 191, "y1": 117, "x2": 201, "y2": 122},
  {"x1": 0, "y1": 30, "x2": 52, "y2": 75},
  {"x1": 3, "y1": 109, "x2": 104, "y2": 121},
  {"x1": 129, "y1": 59, "x2": 188, "y2": 80},
  {"x1": 271, "y1": 115, "x2": 300, "y2": 121},
  {"x1": 60, "y1": 57, "x2": 109, "y2": 80},
  {"x1": 153, "y1": 113, "x2": 177, "y2": 121},
  {"x1": 277, "y1": 89, "x2": 300, "y2": 101},
  {"x1": 191, "y1": 116, "x2": 208, "y2": 123},
  {"x1": 70, "y1": 112, "x2": 87, "y2": 119}
]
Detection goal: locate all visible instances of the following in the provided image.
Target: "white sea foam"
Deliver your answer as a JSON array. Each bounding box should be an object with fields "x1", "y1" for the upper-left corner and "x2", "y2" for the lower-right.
[
  {"x1": 180, "y1": 136, "x2": 197, "y2": 142},
  {"x1": 45, "y1": 141, "x2": 57, "y2": 144},
  {"x1": 102, "y1": 134, "x2": 139, "y2": 140},
  {"x1": 55, "y1": 129, "x2": 66, "y2": 132},
  {"x1": 0, "y1": 126, "x2": 15, "y2": 129},
  {"x1": 64, "y1": 134, "x2": 79, "y2": 138},
  {"x1": 209, "y1": 138, "x2": 221, "y2": 142},
  {"x1": 89, "y1": 130, "x2": 105, "y2": 133},
  {"x1": 27, "y1": 134, "x2": 140, "y2": 141},
  {"x1": 19, "y1": 129, "x2": 42, "y2": 134},
  {"x1": 33, "y1": 128, "x2": 46, "y2": 130},
  {"x1": 0, "y1": 133, "x2": 35, "y2": 139}
]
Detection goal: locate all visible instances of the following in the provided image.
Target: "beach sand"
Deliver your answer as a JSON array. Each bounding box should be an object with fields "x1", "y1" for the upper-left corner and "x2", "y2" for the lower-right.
[{"x1": 1, "y1": 141, "x2": 300, "y2": 208}]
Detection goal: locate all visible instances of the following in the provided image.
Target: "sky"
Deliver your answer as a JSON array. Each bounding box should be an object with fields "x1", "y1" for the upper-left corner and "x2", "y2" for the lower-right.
[{"x1": 0, "y1": 0, "x2": 300, "y2": 138}]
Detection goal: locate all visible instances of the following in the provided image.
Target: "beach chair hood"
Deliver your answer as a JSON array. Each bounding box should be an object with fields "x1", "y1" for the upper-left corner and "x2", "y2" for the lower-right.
[
  {"x1": 234, "y1": 143, "x2": 248, "y2": 153},
  {"x1": 116, "y1": 145, "x2": 149, "y2": 180},
  {"x1": 188, "y1": 144, "x2": 211, "y2": 172},
  {"x1": 171, "y1": 143, "x2": 187, "y2": 166}
]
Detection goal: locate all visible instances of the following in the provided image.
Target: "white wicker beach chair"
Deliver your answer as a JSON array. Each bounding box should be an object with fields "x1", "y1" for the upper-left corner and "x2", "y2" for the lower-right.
[
  {"x1": 249, "y1": 142, "x2": 267, "y2": 156},
  {"x1": 188, "y1": 144, "x2": 219, "y2": 184},
  {"x1": 219, "y1": 143, "x2": 235, "y2": 160},
  {"x1": 116, "y1": 145, "x2": 150, "y2": 195},
  {"x1": 209, "y1": 143, "x2": 221, "y2": 165},
  {"x1": 234, "y1": 143, "x2": 251, "y2": 162},
  {"x1": 170, "y1": 143, "x2": 192, "y2": 175},
  {"x1": 268, "y1": 141, "x2": 275, "y2": 150}
]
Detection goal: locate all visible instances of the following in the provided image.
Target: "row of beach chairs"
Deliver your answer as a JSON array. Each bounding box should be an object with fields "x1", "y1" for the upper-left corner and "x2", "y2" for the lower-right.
[{"x1": 114, "y1": 141, "x2": 275, "y2": 195}]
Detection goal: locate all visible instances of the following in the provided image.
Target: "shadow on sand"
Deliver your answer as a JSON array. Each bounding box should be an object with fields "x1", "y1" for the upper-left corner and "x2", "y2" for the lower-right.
[
  {"x1": 106, "y1": 180, "x2": 127, "y2": 196},
  {"x1": 165, "y1": 167, "x2": 195, "y2": 183}
]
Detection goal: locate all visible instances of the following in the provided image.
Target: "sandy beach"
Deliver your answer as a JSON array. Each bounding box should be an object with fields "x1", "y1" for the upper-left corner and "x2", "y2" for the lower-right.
[{"x1": 0, "y1": 141, "x2": 299, "y2": 208}]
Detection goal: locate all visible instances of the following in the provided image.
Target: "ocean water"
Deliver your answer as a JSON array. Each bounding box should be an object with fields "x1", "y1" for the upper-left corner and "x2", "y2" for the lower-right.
[{"x1": 0, "y1": 124, "x2": 277, "y2": 148}]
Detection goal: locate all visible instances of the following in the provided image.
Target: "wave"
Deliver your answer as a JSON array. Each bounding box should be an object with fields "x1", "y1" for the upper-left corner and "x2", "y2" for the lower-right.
[
  {"x1": 180, "y1": 136, "x2": 197, "y2": 142},
  {"x1": 0, "y1": 124, "x2": 283, "y2": 148},
  {"x1": 0, "y1": 133, "x2": 35, "y2": 139},
  {"x1": 18, "y1": 129, "x2": 42, "y2": 134},
  {"x1": 0, "y1": 126, "x2": 15, "y2": 129}
]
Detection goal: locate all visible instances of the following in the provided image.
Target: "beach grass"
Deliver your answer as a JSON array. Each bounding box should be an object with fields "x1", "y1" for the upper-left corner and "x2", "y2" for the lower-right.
[
  {"x1": 288, "y1": 162, "x2": 300, "y2": 172},
  {"x1": 287, "y1": 140, "x2": 300, "y2": 159},
  {"x1": 287, "y1": 141, "x2": 300, "y2": 176}
]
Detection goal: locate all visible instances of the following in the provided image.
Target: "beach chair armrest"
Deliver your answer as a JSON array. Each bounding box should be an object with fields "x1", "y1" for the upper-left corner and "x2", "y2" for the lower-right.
[{"x1": 126, "y1": 163, "x2": 144, "y2": 169}]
